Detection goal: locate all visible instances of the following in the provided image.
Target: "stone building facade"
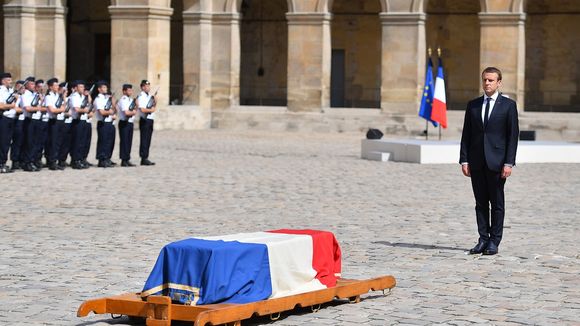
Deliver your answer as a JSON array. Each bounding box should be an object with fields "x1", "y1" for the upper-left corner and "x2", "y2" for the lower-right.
[{"x1": 2, "y1": 0, "x2": 580, "y2": 139}]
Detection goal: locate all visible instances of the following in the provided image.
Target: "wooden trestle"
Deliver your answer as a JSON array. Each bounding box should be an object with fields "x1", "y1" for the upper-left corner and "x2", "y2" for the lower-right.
[{"x1": 77, "y1": 275, "x2": 396, "y2": 326}]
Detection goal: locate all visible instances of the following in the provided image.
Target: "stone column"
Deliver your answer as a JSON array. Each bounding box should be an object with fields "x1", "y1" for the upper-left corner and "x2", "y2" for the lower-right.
[
  {"x1": 210, "y1": 13, "x2": 241, "y2": 110},
  {"x1": 109, "y1": 3, "x2": 173, "y2": 106},
  {"x1": 3, "y1": 1, "x2": 66, "y2": 80},
  {"x1": 182, "y1": 11, "x2": 212, "y2": 107},
  {"x1": 479, "y1": 12, "x2": 526, "y2": 109},
  {"x1": 286, "y1": 12, "x2": 332, "y2": 112},
  {"x1": 35, "y1": 5, "x2": 67, "y2": 79},
  {"x1": 379, "y1": 12, "x2": 426, "y2": 114},
  {"x1": 3, "y1": 3, "x2": 37, "y2": 78}
]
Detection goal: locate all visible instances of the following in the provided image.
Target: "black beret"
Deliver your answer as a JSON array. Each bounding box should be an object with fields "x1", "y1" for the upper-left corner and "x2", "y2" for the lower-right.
[
  {"x1": 140, "y1": 80, "x2": 150, "y2": 86},
  {"x1": 74, "y1": 80, "x2": 85, "y2": 86},
  {"x1": 35, "y1": 79, "x2": 45, "y2": 85},
  {"x1": 16, "y1": 80, "x2": 24, "y2": 85},
  {"x1": 0, "y1": 72, "x2": 12, "y2": 79},
  {"x1": 47, "y1": 78, "x2": 59, "y2": 86},
  {"x1": 59, "y1": 82, "x2": 67, "y2": 88},
  {"x1": 25, "y1": 76, "x2": 35, "y2": 83},
  {"x1": 122, "y1": 84, "x2": 133, "y2": 90},
  {"x1": 96, "y1": 80, "x2": 108, "y2": 87}
]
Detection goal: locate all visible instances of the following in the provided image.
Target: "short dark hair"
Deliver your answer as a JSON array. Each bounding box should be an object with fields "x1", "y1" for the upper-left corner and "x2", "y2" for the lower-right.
[{"x1": 482, "y1": 67, "x2": 502, "y2": 81}]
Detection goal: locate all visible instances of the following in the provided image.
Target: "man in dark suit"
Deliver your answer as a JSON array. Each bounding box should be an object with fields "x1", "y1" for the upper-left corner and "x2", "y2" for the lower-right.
[{"x1": 460, "y1": 67, "x2": 519, "y2": 256}]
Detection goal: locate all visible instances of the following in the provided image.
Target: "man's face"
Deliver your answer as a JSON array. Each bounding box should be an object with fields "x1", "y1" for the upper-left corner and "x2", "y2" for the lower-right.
[
  {"x1": 98, "y1": 85, "x2": 108, "y2": 94},
  {"x1": 35, "y1": 83, "x2": 44, "y2": 92},
  {"x1": 77, "y1": 84, "x2": 85, "y2": 93},
  {"x1": 2, "y1": 77, "x2": 12, "y2": 87},
  {"x1": 25, "y1": 81, "x2": 35, "y2": 91},
  {"x1": 482, "y1": 72, "x2": 502, "y2": 96},
  {"x1": 50, "y1": 83, "x2": 59, "y2": 93},
  {"x1": 124, "y1": 88, "x2": 133, "y2": 97},
  {"x1": 142, "y1": 84, "x2": 150, "y2": 93}
]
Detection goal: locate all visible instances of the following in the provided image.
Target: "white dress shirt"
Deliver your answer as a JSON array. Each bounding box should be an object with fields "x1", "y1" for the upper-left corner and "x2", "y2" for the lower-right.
[
  {"x1": 481, "y1": 91, "x2": 499, "y2": 124},
  {"x1": 138, "y1": 91, "x2": 155, "y2": 120}
]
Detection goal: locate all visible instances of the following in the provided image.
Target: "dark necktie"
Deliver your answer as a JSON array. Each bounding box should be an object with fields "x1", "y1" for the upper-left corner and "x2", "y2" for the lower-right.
[{"x1": 484, "y1": 97, "x2": 491, "y2": 128}]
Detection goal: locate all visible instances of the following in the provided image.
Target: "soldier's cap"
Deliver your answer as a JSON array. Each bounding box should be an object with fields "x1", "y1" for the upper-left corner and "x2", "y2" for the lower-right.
[
  {"x1": 73, "y1": 80, "x2": 85, "y2": 87},
  {"x1": 0, "y1": 72, "x2": 12, "y2": 79},
  {"x1": 140, "y1": 80, "x2": 150, "y2": 86},
  {"x1": 59, "y1": 82, "x2": 67, "y2": 88},
  {"x1": 47, "y1": 78, "x2": 59, "y2": 86},
  {"x1": 16, "y1": 80, "x2": 24, "y2": 85},
  {"x1": 96, "y1": 80, "x2": 108, "y2": 87},
  {"x1": 25, "y1": 76, "x2": 35, "y2": 83},
  {"x1": 35, "y1": 79, "x2": 45, "y2": 85},
  {"x1": 122, "y1": 84, "x2": 133, "y2": 90}
]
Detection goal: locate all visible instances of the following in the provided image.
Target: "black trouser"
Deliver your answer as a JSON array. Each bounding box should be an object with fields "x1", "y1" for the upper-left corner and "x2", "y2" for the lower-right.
[
  {"x1": 0, "y1": 116, "x2": 15, "y2": 165},
  {"x1": 70, "y1": 119, "x2": 83, "y2": 161},
  {"x1": 96, "y1": 121, "x2": 115, "y2": 161},
  {"x1": 47, "y1": 119, "x2": 64, "y2": 163},
  {"x1": 59, "y1": 122, "x2": 72, "y2": 162},
  {"x1": 23, "y1": 118, "x2": 42, "y2": 164},
  {"x1": 81, "y1": 121, "x2": 92, "y2": 160},
  {"x1": 139, "y1": 118, "x2": 154, "y2": 160},
  {"x1": 36, "y1": 120, "x2": 49, "y2": 162},
  {"x1": 470, "y1": 166, "x2": 507, "y2": 247},
  {"x1": 10, "y1": 118, "x2": 24, "y2": 163},
  {"x1": 118, "y1": 120, "x2": 133, "y2": 161}
]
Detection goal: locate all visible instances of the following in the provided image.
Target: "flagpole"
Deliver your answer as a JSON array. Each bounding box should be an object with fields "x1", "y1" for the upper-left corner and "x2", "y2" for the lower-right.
[
  {"x1": 426, "y1": 121, "x2": 429, "y2": 140},
  {"x1": 438, "y1": 125, "x2": 441, "y2": 140}
]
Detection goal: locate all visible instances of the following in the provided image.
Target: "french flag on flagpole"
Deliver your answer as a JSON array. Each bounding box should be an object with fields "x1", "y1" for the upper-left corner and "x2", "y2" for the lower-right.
[
  {"x1": 141, "y1": 229, "x2": 342, "y2": 305},
  {"x1": 431, "y1": 58, "x2": 448, "y2": 128}
]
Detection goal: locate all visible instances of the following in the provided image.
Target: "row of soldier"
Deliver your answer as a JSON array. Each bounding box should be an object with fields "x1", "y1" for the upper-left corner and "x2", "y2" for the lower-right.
[{"x1": 0, "y1": 73, "x2": 157, "y2": 173}]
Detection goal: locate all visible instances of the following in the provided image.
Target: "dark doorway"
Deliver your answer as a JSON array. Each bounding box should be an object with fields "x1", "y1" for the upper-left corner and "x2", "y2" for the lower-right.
[
  {"x1": 240, "y1": 0, "x2": 288, "y2": 106},
  {"x1": 170, "y1": 0, "x2": 184, "y2": 105},
  {"x1": 66, "y1": 1, "x2": 111, "y2": 83},
  {"x1": 331, "y1": 49, "x2": 346, "y2": 108}
]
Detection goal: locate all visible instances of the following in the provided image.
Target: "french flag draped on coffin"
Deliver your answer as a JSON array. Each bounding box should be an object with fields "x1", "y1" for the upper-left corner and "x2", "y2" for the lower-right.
[{"x1": 141, "y1": 229, "x2": 342, "y2": 305}]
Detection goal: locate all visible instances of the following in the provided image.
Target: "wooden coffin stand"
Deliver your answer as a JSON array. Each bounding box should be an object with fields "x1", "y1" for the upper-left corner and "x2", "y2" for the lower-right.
[{"x1": 77, "y1": 275, "x2": 396, "y2": 326}]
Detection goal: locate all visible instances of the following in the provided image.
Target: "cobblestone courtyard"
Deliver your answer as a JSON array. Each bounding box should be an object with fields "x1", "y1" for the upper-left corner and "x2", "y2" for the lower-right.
[{"x1": 0, "y1": 130, "x2": 578, "y2": 325}]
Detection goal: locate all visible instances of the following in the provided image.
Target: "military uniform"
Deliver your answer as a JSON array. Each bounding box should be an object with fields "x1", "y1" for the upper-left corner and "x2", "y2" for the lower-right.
[
  {"x1": 137, "y1": 80, "x2": 155, "y2": 166},
  {"x1": 94, "y1": 87, "x2": 116, "y2": 167},
  {"x1": 10, "y1": 81, "x2": 25, "y2": 170},
  {"x1": 0, "y1": 73, "x2": 17, "y2": 173},
  {"x1": 19, "y1": 77, "x2": 43, "y2": 172},
  {"x1": 68, "y1": 82, "x2": 90, "y2": 169},
  {"x1": 59, "y1": 84, "x2": 74, "y2": 169},
  {"x1": 117, "y1": 84, "x2": 137, "y2": 167},
  {"x1": 44, "y1": 78, "x2": 66, "y2": 170}
]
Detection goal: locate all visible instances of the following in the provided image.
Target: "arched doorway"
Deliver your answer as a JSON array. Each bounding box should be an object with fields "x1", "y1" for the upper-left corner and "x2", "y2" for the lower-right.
[
  {"x1": 526, "y1": 0, "x2": 580, "y2": 112},
  {"x1": 330, "y1": 0, "x2": 381, "y2": 108},
  {"x1": 239, "y1": 0, "x2": 288, "y2": 106},
  {"x1": 66, "y1": 0, "x2": 112, "y2": 83},
  {"x1": 426, "y1": 0, "x2": 480, "y2": 110},
  {"x1": 170, "y1": 0, "x2": 184, "y2": 105}
]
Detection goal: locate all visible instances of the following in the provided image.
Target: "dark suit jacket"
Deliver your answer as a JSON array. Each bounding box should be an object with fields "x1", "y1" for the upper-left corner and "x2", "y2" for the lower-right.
[{"x1": 460, "y1": 94, "x2": 519, "y2": 172}]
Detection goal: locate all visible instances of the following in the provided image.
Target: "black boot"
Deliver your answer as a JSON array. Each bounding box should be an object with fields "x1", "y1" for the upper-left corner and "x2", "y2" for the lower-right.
[{"x1": 11, "y1": 161, "x2": 21, "y2": 170}]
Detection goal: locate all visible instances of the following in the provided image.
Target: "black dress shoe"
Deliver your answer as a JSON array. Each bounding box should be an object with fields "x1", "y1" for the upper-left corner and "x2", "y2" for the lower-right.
[
  {"x1": 121, "y1": 160, "x2": 136, "y2": 167},
  {"x1": 71, "y1": 160, "x2": 84, "y2": 169},
  {"x1": 108, "y1": 160, "x2": 118, "y2": 166},
  {"x1": 483, "y1": 243, "x2": 499, "y2": 255},
  {"x1": 141, "y1": 159, "x2": 155, "y2": 166},
  {"x1": 57, "y1": 161, "x2": 66, "y2": 170},
  {"x1": 11, "y1": 161, "x2": 21, "y2": 170},
  {"x1": 0, "y1": 165, "x2": 13, "y2": 173},
  {"x1": 468, "y1": 241, "x2": 488, "y2": 255},
  {"x1": 48, "y1": 162, "x2": 59, "y2": 171},
  {"x1": 83, "y1": 159, "x2": 93, "y2": 167},
  {"x1": 23, "y1": 163, "x2": 38, "y2": 172},
  {"x1": 97, "y1": 160, "x2": 108, "y2": 168}
]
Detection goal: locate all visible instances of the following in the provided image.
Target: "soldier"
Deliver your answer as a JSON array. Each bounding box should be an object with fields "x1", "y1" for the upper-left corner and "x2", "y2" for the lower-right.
[
  {"x1": 9, "y1": 80, "x2": 25, "y2": 170},
  {"x1": 44, "y1": 78, "x2": 67, "y2": 170},
  {"x1": 58, "y1": 82, "x2": 73, "y2": 169},
  {"x1": 81, "y1": 84, "x2": 95, "y2": 167},
  {"x1": 0, "y1": 73, "x2": 18, "y2": 173},
  {"x1": 35, "y1": 79, "x2": 48, "y2": 168},
  {"x1": 68, "y1": 81, "x2": 91, "y2": 169},
  {"x1": 116, "y1": 84, "x2": 137, "y2": 167},
  {"x1": 137, "y1": 80, "x2": 156, "y2": 166},
  {"x1": 93, "y1": 81, "x2": 116, "y2": 167},
  {"x1": 20, "y1": 77, "x2": 43, "y2": 172}
]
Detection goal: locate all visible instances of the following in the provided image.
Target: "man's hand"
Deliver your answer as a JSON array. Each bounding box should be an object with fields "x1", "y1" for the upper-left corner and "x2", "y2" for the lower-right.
[
  {"x1": 501, "y1": 165, "x2": 512, "y2": 179},
  {"x1": 461, "y1": 164, "x2": 470, "y2": 177}
]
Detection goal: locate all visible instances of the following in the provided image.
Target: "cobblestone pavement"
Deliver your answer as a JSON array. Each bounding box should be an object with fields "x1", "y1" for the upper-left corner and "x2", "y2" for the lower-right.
[{"x1": 0, "y1": 130, "x2": 579, "y2": 326}]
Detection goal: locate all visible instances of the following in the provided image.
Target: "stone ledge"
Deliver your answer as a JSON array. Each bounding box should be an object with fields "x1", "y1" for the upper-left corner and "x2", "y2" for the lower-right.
[{"x1": 108, "y1": 5, "x2": 174, "y2": 20}]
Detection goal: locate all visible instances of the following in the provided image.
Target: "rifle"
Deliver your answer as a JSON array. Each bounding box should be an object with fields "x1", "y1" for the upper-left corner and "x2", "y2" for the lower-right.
[
  {"x1": 146, "y1": 87, "x2": 159, "y2": 109},
  {"x1": 128, "y1": 97, "x2": 137, "y2": 111},
  {"x1": 104, "y1": 92, "x2": 115, "y2": 111},
  {"x1": 55, "y1": 82, "x2": 68, "y2": 108},
  {"x1": 30, "y1": 92, "x2": 41, "y2": 107},
  {"x1": 80, "y1": 84, "x2": 95, "y2": 109},
  {"x1": 5, "y1": 84, "x2": 24, "y2": 104}
]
